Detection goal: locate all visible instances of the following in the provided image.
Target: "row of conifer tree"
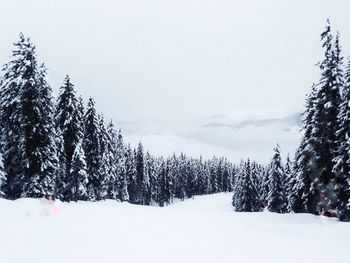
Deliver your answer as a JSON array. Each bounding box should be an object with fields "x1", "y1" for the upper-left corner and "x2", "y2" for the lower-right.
[
  {"x1": 232, "y1": 21, "x2": 350, "y2": 222},
  {"x1": 0, "y1": 33, "x2": 240, "y2": 206},
  {"x1": 233, "y1": 147, "x2": 295, "y2": 214}
]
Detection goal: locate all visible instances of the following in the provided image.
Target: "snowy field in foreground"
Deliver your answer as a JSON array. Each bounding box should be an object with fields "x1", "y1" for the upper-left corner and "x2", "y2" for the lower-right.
[{"x1": 0, "y1": 193, "x2": 349, "y2": 263}]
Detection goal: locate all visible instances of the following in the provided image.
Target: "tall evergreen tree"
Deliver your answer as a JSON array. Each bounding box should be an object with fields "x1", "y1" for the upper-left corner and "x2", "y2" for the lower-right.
[
  {"x1": 233, "y1": 159, "x2": 261, "y2": 212},
  {"x1": 216, "y1": 158, "x2": 224, "y2": 192},
  {"x1": 185, "y1": 158, "x2": 197, "y2": 198},
  {"x1": 116, "y1": 129, "x2": 129, "y2": 201},
  {"x1": 166, "y1": 155, "x2": 176, "y2": 203},
  {"x1": 125, "y1": 144, "x2": 137, "y2": 203},
  {"x1": 55, "y1": 75, "x2": 83, "y2": 200},
  {"x1": 222, "y1": 159, "x2": 233, "y2": 192},
  {"x1": 142, "y1": 152, "x2": 152, "y2": 205},
  {"x1": 83, "y1": 98, "x2": 100, "y2": 201},
  {"x1": 158, "y1": 157, "x2": 170, "y2": 206},
  {"x1": 135, "y1": 142, "x2": 145, "y2": 204},
  {"x1": 267, "y1": 145, "x2": 287, "y2": 213},
  {"x1": 251, "y1": 161, "x2": 262, "y2": 201},
  {"x1": 0, "y1": 34, "x2": 38, "y2": 198},
  {"x1": 175, "y1": 153, "x2": 186, "y2": 200},
  {"x1": 55, "y1": 75, "x2": 81, "y2": 176},
  {"x1": 108, "y1": 123, "x2": 128, "y2": 201},
  {"x1": 209, "y1": 156, "x2": 219, "y2": 193},
  {"x1": 0, "y1": 34, "x2": 58, "y2": 198},
  {"x1": 149, "y1": 157, "x2": 160, "y2": 204},
  {"x1": 260, "y1": 164, "x2": 270, "y2": 207},
  {"x1": 284, "y1": 154, "x2": 293, "y2": 211},
  {"x1": 98, "y1": 115, "x2": 115, "y2": 200},
  {"x1": 196, "y1": 156, "x2": 208, "y2": 195},
  {"x1": 290, "y1": 22, "x2": 343, "y2": 215},
  {"x1": 310, "y1": 22, "x2": 343, "y2": 214}
]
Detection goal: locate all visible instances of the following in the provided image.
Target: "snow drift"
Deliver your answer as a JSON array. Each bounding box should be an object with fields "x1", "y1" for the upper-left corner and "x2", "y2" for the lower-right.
[{"x1": 0, "y1": 193, "x2": 349, "y2": 263}]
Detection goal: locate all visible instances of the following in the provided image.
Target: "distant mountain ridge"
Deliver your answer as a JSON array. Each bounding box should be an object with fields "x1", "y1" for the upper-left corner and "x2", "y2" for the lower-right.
[{"x1": 202, "y1": 112, "x2": 302, "y2": 130}]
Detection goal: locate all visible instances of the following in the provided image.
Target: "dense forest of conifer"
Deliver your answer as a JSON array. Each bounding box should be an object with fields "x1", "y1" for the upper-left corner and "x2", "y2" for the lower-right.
[{"x1": 0, "y1": 20, "x2": 349, "y2": 222}]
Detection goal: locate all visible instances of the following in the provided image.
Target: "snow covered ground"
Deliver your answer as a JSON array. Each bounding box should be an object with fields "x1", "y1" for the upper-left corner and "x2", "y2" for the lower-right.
[{"x1": 0, "y1": 193, "x2": 349, "y2": 263}]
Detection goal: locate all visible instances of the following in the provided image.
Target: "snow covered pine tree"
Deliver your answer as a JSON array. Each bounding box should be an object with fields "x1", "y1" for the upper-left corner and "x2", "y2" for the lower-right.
[
  {"x1": 232, "y1": 159, "x2": 261, "y2": 212},
  {"x1": 0, "y1": 34, "x2": 58, "y2": 198},
  {"x1": 267, "y1": 145, "x2": 288, "y2": 213}
]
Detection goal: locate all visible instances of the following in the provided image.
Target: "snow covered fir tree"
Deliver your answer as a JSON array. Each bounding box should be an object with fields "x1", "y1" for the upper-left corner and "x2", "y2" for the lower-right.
[
  {"x1": 1, "y1": 21, "x2": 350, "y2": 222},
  {"x1": 289, "y1": 21, "x2": 350, "y2": 221},
  {"x1": 0, "y1": 34, "x2": 58, "y2": 199},
  {"x1": 266, "y1": 145, "x2": 288, "y2": 213},
  {"x1": 232, "y1": 159, "x2": 261, "y2": 212}
]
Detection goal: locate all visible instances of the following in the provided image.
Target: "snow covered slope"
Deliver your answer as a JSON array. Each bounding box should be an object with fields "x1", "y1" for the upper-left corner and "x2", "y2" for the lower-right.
[{"x1": 0, "y1": 193, "x2": 349, "y2": 263}]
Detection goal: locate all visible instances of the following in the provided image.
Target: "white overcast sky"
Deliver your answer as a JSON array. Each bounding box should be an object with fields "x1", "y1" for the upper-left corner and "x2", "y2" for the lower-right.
[{"x1": 0, "y1": 0, "x2": 349, "y2": 162}]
